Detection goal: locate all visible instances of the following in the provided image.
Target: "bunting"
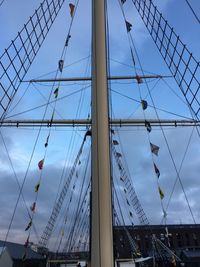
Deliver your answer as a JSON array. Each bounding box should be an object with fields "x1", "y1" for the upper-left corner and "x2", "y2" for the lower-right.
[
  {"x1": 116, "y1": 152, "x2": 122, "y2": 158},
  {"x1": 65, "y1": 34, "x2": 71, "y2": 46},
  {"x1": 25, "y1": 220, "x2": 32, "y2": 231},
  {"x1": 45, "y1": 135, "x2": 49, "y2": 148},
  {"x1": 150, "y1": 142, "x2": 159, "y2": 156},
  {"x1": 153, "y1": 163, "x2": 160, "y2": 178},
  {"x1": 30, "y1": 202, "x2": 36, "y2": 212},
  {"x1": 58, "y1": 59, "x2": 64, "y2": 72},
  {"x1": 38, "y1": 159, "x2": 44, "y2": 170},
  {"x1": 54, "y1": 88, "x2": 59, "y2": 98},
  {"x1": 69, "y1": 3, "x2": 75, "y2": 17},
  {"x1": 126, "y1": 21, "x2": 132, "y2": 32},
  {"x1": 141, "y1": 100, "x2": 148, "y2": 110},
  {"x1": 113, "y1": 140, "x2": 119, "y2": 145},
  {"x1": 158, "y1": 186, "x2": 164, "y2": 200},
  {"x1": 111, "y1": 129, "x2": 115, "y2": 134},
  {"x1": 145, "y1": 120, "x2": 152, "y2": 133},
  {"x1": 35, "y1": 182, "x2": 40, "y2": 192}
]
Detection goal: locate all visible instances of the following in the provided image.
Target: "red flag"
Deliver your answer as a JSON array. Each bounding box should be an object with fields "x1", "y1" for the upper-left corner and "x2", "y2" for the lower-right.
[
  {"x1": 38, "y1": 159, "x2": 44, "y2": 170},
  {"x1": 69, "y1": 3, "x2": 75, "y2": 17}
]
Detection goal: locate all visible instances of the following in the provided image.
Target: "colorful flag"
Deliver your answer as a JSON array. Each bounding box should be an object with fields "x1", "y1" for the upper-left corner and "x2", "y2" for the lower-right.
[
  {"x1": 141, "y1": 100, "x2": 148, "y2": 110},
  {"x1": 24, "y1": 237, "x2": 29, "y2": 248},
  {"x1": 38, "y1": 159, "x2": 44, "y2": 170},
  {"x1": 118, "y1": 163, "x2": 122, "y2": 170},
  {"x1": 145, "y1": 120, "x2": 152, "y2": 133},
  {"x1": 65, "y1": 34, "x2": 71, "y2": 46},
  {"x1": 30, "y1": 202, "x2": 36, "y2": 212},
  {"x1": 116, "y1": 152, "x2": 122, "y2": 158},
  {"x1": 113, "y1": 140, "x2": 119, "y2": 145},
  {"x1": 150, "y1": 142, "x2": 160, "y2": 156},
  {"x1": 25, "y1": 220, "x2": 32, "y2": 231},
  {"x1": 111, "y1": 129, "x2": 115, "y2": 134},
  {"x1": 45, "y1": 135, "x2": 49, "y2": 148},
  {"x1": 154, "y1": 163, "x2": 160, "y2": 178},
  {"x1": 127, "y1": 199, "x2": 130, "y2": 206},
  {"x1": 35, "y1": 182, "x2": 40, "y2": 192},
  {"x1": 58, "y1": 59, "x2": 64, "y2": 72},
  {"x1": 158, "y1": 186, "x2": 164, "y2": 200},
  {"x1": 54, "y1": 88, "x2": 59, "y2": 98},
  {"x1": 126, "y1": 20, "x2": 132, "y2": 32},
  {"x1": 69, "y1": 3, "x2": 75, "y2": 17}
]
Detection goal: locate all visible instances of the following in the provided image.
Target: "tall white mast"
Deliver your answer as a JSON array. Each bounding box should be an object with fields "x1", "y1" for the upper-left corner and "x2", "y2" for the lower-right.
[{"x1": 91, "y1": 0, "x2": 114, "y2": 266}]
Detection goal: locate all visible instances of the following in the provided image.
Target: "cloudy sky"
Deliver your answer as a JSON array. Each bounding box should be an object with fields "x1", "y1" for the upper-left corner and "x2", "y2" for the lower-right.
[{"x1": 0, "y1": 0, "x2": 200, "y2": 251}]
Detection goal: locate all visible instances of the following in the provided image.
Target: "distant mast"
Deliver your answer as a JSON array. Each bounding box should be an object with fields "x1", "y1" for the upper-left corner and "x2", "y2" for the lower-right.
[{"x1": 91, "y1": 0, "x2": 114, "y2": 266}]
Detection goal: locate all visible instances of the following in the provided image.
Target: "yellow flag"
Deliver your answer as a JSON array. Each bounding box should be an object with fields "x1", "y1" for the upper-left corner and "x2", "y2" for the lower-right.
[{"x1": 158, "y1": 186, "x2": 164, "y2": 200}]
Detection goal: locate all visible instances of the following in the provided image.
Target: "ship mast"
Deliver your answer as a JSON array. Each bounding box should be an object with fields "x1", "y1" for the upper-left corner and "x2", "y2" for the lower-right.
[{"x1": 91, "y1": 0, "x2": 114, "y2": 266}]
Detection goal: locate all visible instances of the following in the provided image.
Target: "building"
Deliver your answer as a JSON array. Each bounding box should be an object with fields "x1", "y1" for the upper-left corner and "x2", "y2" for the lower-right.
[
  {"x1": 0, "y1": 240, "x2": 46, "y2": 267},
  {"x1": 0, "y1": 246, "x2": 13, "y2": 267},
  {"x1": 114, "y1": 224, "x2": 200, "y2": 266}
]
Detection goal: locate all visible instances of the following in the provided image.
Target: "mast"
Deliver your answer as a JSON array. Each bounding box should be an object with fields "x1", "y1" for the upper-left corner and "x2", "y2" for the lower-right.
[{"x1": 91, "y1": 0, "x2": 114, "y2": 266}]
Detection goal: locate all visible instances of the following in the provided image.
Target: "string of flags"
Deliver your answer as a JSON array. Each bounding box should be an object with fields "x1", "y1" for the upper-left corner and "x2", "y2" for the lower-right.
[
  {"x1": 22, "y1": 3, "x2": 78, "y2": 259},
  {"x1": 140, "y1": 98, "x2": 166, "y2": 216},
  {"x1": 112, "y1": 132, "x2": 135, "y2": 225}
]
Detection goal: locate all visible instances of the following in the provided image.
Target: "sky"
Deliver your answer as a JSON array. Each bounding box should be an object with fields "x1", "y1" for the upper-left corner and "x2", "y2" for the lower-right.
[{"x1": 0, "y1": 0, "x2": 200, "y2": 251}]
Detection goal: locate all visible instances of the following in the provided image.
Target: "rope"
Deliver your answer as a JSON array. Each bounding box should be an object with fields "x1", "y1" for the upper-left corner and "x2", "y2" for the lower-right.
[{"x1": 184, "y1": 0, "x2": 200, "y2": 24}]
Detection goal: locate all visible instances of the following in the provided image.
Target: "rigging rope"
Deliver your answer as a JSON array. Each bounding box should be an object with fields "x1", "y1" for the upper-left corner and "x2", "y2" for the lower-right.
[
  {"x1": 124, "y1": 4, "x2": 197, "y2": 223},
  {"x1": 184, "y1": 0, "x2": 200, "y2": 24}
]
